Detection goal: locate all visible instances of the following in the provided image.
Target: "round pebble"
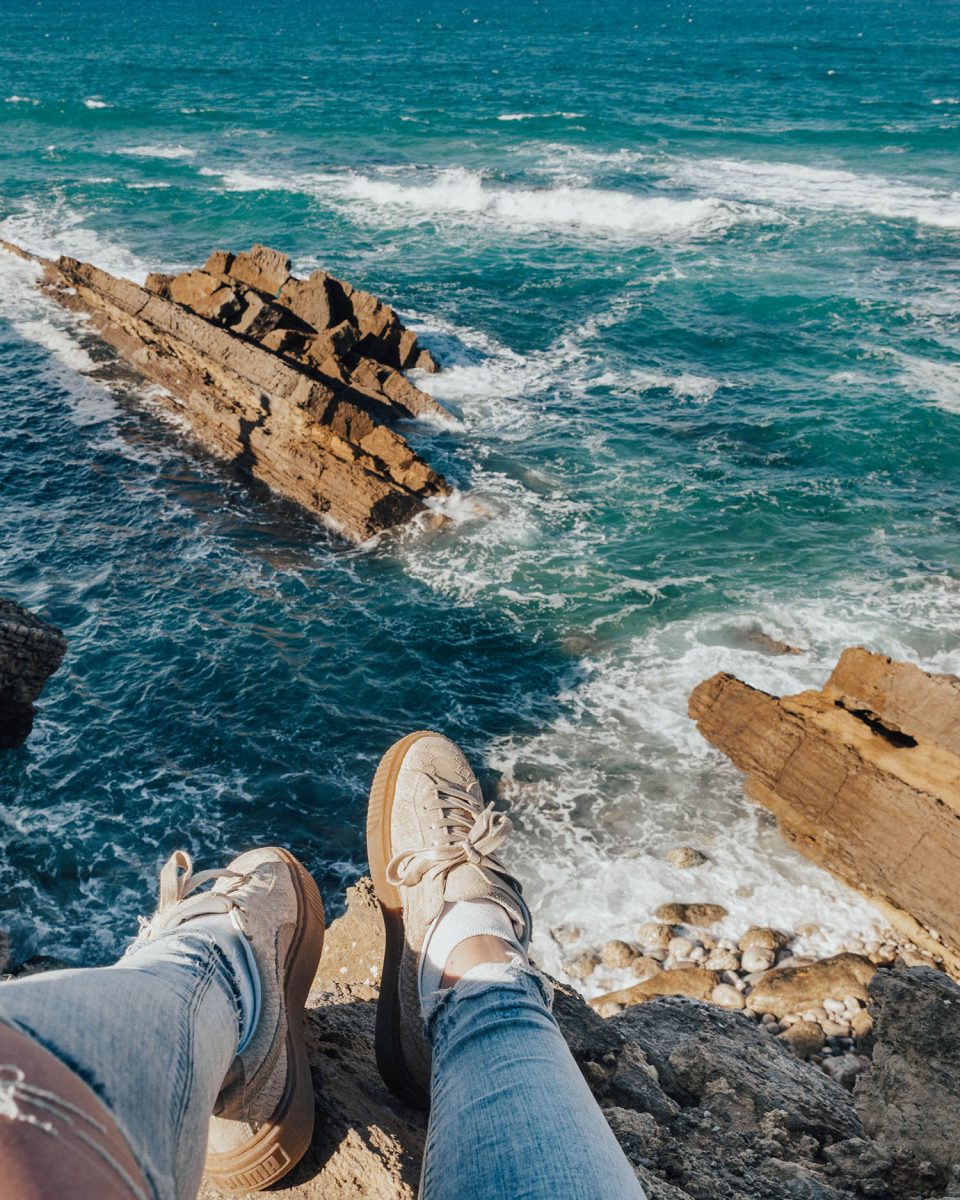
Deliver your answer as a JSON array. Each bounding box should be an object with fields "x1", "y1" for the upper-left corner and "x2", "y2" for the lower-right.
[
  {"x1": 666, "y1": 846, "x2": 708, "y2": 870},
  {"x1": 739, "y1": 927, "x2": 781, "y2": 952},
  {"x1": 821, "y1": 1020, "x2": 852, "y2": 1038},
  {"x1": 705, "y1": 949, "x2": 740, "y2": 972},
  {"x1": 711, "y1": 983, "x2": 745, "y2": 1010},
  {"x1": 566, "y1": 950, "x2": 600, "y2": 980},
  {"x1": 637, "y1": 922, "x2": 672, "y2": 950},
  {"x1": 822, "y1": 997, "x2": 846, "y2": 1016},
  {"x1": 601, "y1": 939, "x2": 638, "y2": 969},
  {"x1": 740, "y1": 947, "x2": 775, "y2": 973},
  {"x1": 668, "y1": 936, "x2": 696, "y2": 960}
]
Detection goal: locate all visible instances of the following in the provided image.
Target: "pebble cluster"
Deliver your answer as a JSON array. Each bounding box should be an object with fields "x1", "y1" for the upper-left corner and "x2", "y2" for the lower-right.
[{"x1": 553, "y1": 847, "x2": 950, "y2": 1090}]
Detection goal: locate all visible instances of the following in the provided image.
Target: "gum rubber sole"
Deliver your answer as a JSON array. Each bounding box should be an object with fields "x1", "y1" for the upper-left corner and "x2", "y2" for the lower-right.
[
  {"x1": 204, "y1": 848, "x2": 325, "y2": 1194},
  {"x1": 367, "y1": 730, "x2": 437, "y2": 1111}
]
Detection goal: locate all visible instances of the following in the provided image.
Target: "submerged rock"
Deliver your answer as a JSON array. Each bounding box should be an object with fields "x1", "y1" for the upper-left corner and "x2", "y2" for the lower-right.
[
  {"x1": 0, "y1": 598, "x2": 66, "y2": 748},
  {"x1": 689, "y1": 647, "x2": 960, "y2": 973},
  {"x1": 2, "y1": 241, "x2": 451, "y2": 542}
]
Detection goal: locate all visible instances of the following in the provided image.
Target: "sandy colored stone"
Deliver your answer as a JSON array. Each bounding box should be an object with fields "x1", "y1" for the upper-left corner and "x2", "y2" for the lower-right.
[
  {"x1": 593, "y1": 967, "x2": 720, "y2": 1009},
  {"x1": 655, "y1": 902, "x2": 728, "y2": 928},
  {"x1": 778, "y1": 1020, "x2": 825, "y2": 1059},
  {"x1": 3, "y1": 242, "x2": 452, "y2": 542},
  {"x1": 601, "y1": 939, "x2": 638, "y2": 969},
  {"x1": 666, "y1": 846, "x2": 708, "y2": 869},
  {"x1": 746, "y1": 954, "x2": 875, "y2": 1019},
  {"x1": 711, "y1": 982, "x2": 746, "y2": 1010},
  {"x1": 689, "y1": 649, "x2": 960, "y2": 971}
]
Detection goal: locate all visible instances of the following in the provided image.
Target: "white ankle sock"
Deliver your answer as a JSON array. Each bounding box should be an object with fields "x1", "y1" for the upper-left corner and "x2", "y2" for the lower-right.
[
  {"x1": 194, "y1": 914, "x2": 261, "y2": 1053},
  {"x1": 419, "y1": 899, "x2": 524, "y2": 1010}
]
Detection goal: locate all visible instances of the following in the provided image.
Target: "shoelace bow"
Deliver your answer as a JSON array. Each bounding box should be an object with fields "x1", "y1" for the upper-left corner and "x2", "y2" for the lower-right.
[
  {"x1": 136, "y1": 850, "x2": 250, "y2": 938},
  {"x1": 386, "y1": 775, "x2": 513, "y2": 888}
]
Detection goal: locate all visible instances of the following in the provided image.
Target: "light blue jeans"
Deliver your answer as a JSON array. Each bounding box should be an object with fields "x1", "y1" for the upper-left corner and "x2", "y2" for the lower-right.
[{"x1": 0, "y1": 929, "x2": 645, "y2": 1200}]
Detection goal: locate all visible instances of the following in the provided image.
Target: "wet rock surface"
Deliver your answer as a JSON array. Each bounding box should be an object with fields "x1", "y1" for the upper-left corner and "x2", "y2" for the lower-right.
[
  {"x1": 2, "y1": 241, "x2": 451, "y2": 542},
  {"x1": 0, "y1": 598, "x2": 66, "y2": 748},
  {"x1": 196, "y1": 883, "x2": 959, "y2": 1199}
]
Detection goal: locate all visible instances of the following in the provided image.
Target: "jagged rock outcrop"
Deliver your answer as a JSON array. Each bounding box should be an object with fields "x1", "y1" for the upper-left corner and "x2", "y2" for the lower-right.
[
  {"x1": 2, "y1": 241, "x2": 451, "y2": 541},
  {"x1": 198, "y1": 880, "x2": 960, "y2": 1200},
  {"x1": 689, "y1": 648, "x2": 960, "y2": 974},
  {"x1": 854, "y1": 966, "x2": 960, "y2": 1176},
  {"x1": 0, "y1": 599, "x2": 66, "y2": 748}
]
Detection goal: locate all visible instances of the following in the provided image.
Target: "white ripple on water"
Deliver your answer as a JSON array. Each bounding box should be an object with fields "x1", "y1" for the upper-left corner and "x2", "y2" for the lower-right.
[
  {"x1": 198, "y1": 163, "x2": 781, "y2": 241},
  {"x1": 893, "y1": 351, "x2": 960, "y2": 414},
  {"x1": 664, "y1": 156, "x2": 960, "y2": 230},
  {"x1": 115, "y1": 143, "x2": 196, "y2": 160},
  {"x1": 496, "y1": 580, "x2": 960, "y2": 996}
]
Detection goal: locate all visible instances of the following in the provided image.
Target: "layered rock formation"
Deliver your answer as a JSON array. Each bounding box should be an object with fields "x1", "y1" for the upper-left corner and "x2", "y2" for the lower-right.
[
  {"x1": 0, "y1": 599, "x2": 66, "y2": 748},
  {"x1": 689, "y1": 649, "x2": 960, "y2": 975},
  {"x1": 2, "y1": 241, "x2": 451, "y2": 541},
  {"x1": 192, "y1": 880, "x2": 960, "y2": 1200}
]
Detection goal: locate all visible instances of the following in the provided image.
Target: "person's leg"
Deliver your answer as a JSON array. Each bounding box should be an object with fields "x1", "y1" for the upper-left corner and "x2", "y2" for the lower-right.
[
  {"x1": 0, "y1": 846, "x2": 323, "y2": 1200},
  {"x1": 366, "y1": 731, "x2": 645, "y2": 1200},
  {"x1": 421, "y1": 959, "x2": 645, "y2": 1200},
  {"x1": 0, "y1": 928, "x2": 239, "y2": 1200}
]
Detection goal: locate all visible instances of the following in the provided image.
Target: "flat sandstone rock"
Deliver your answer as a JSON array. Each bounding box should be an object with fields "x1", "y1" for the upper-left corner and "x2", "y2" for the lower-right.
[
  {"x1": 2, "y1": 241, "x2": 451, "y2": 542},
  {"x1": 689, "y1": 648, "x2": 960, "y2": 973}
]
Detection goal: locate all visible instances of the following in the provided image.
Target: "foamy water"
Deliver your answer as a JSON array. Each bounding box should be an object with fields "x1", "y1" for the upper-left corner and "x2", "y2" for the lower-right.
[{"x1": 1, "y1": 0, "x2": 958, "y2": 975}]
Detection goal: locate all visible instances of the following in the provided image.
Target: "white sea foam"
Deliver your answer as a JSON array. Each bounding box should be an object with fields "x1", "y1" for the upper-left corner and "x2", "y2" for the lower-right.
[
  {"x1": 666, "y1": 155, "x2": 960, "y2": 230},
  {"x1": 631, "y1": 369, "x2": 720, "y2": 402},
  {"x1": 494, "y1": 584, "x2": 960, "y2": 994},
  {"x1": 11, "y1": 318, "x2": 97, "y2": 372},
  {"x1": 335, "y1": 167, "x2": 776, "y2": 238},
  {"x1": 895, "y1": 351, "x2": 960, "y2": 413},
  {"x1": 5, "y1": 95, "x2": 40, "y2": 105},
  {"x1": 0, "y1": 196, "x2": 156, "y2": 283},
  {"x1": 82, "y1": 97, "x2": 110, "y2": 109},
  {"x1": 931, "y1": 97, "x2": 960, "y2": 106},
  {"x1": 116, "y1": 143, "x2": 196, "y2": 160},
  {"x1": 199, "y1": 163, "x2": 779, "y2": 241},
  {"x1": 497, "y1": 111, "x2": 585, "y2": 121}
]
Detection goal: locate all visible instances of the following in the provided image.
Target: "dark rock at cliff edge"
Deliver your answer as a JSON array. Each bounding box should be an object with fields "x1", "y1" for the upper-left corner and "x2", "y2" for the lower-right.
[
  {"x1": 0, "y1": 599, "x2": 66, "y2": 749},
  {"x1": 196, "y1": 878, "x2": 960, "y2": 1200}
]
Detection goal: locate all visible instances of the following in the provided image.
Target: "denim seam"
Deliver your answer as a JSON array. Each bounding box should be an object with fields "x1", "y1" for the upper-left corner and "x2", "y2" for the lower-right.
[{"x1": 170, "y1": 955, "x2": 217, "y2": 1152}]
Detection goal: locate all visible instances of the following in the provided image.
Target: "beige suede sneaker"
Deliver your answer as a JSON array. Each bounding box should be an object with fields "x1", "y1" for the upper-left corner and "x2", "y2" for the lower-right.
[
  {"x1": 366, "y1": 731, "x2": 531, "y2": 1108},
  {"x1": 134, "y1": 847, "x2": 324, "y2": 1193}
]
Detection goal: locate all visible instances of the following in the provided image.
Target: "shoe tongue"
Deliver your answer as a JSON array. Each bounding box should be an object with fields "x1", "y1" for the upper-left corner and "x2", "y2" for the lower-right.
[{"x1": 443, "y1": 863, "x2": 527, "y2": 940}]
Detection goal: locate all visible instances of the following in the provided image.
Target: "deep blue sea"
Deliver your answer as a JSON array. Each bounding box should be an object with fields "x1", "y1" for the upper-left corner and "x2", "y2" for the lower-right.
[{"x1": 1, "y1": 0, "x2": 958, "y2": 987}]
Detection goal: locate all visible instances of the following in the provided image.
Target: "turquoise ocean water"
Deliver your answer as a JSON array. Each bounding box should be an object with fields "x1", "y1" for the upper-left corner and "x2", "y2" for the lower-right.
[{"x1": 1, "y1": 0, "x2": 958, "y2": 986}]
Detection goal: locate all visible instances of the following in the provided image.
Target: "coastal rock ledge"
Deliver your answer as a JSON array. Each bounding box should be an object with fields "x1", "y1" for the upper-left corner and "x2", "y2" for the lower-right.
[
  {"x1": 1, "y1": 241, "x2": 452, "y2": 541},
  {"x1": 689, "y1": 648, "x2": 960, "y2": 975},
  {"x1": 196, "y1": 879, "x2": 960, "y2": 1200},
  {"x1": 0, "y1": 598, "x2": 66, "y2": 749}
]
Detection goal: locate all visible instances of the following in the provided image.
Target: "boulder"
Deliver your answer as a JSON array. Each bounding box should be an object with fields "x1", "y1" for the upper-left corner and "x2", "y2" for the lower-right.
[
  {"x1": 0, "y1": 599, "x2": 66, "y2": 748},
  {"x1": 689, "y1": 649, "x2": 960, "y2": 972},
  {"x1": 746, "y1": 954, "x2": 875, "y2": 1018},
  {"x1": 180, "y1": 880, "x2": 949, "y2": 1200},
  {"x1": 593, "y1": 967, "x2": 720, "y2": 1008},
  {"x1": 3, "y1": 242, "x2": 451, "y2": 542},
  {"x1": 854, "y1": 967, "x2": 960, "y2": 1177},
  {"x1": 612, "y1": 997, "x2": 862, "y2": 1142}
]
